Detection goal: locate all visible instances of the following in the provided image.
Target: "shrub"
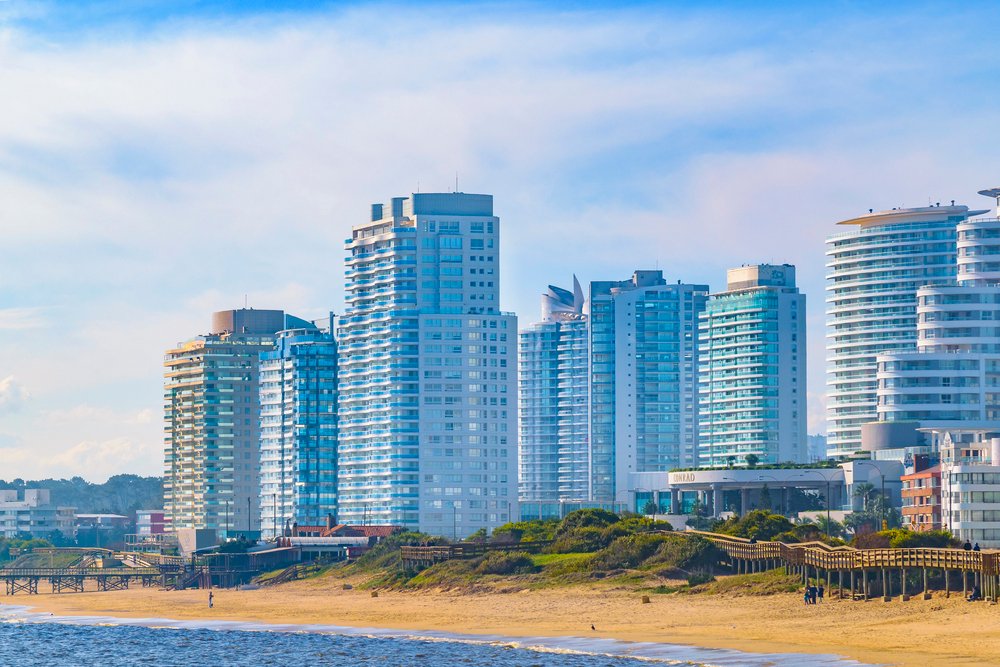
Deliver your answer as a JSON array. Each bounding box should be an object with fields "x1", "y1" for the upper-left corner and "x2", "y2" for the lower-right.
[
  {"x1": 644, "y1": 535, "x2": 722, "y2": 571},
  {"x1": 714, "y1": 510, "x2": 793, "y2": 541},
  {"x1": 851, "y1": 528, "x2": 960, "y2": 549},
  {"x1": 474, "y1": 551, "x2": 538, "y2": 576},
  {"x1": 547, "y1": 526, "x2": 610, "y2": 554},
  {"x1": 555, "y1": 509, "x2": 620, "y2": 536},
  {"x1": 491, "y1": 519, "x2": 558, "y2": 543},
  {"x1": 687, "y1": 571, "x2": 715, "y2": 586},
  {"x1": 591, "y1": 534, "x2": 669, "y2": 570}
]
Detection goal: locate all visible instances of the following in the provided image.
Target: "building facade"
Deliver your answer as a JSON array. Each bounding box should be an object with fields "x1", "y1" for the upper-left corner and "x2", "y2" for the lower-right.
[
  {"x1": 825, "y1": 205, "x2": 983, "y2": 457},
  {"x1": 935, "y1": 428, "x2": 1000, "y2": 548},
  {"x1": 164, "y1": 309, "x2": 299, "y2": 535},
  {"x1": 875, "y1": 205, "x2": 1000, "y2": 432},
  {"x1": 336, "y1": 193, "x2": 517, "y2": 537},
  {"x1": 698, "y1": 264, "x2": 806, "y2": 467},
  {"x1": 0, "y1": 489, "x2": 74, "y2": 539},
  {"x1": 519, "y1": 278, "x2": 589, "y2": 503},
  {"x1": 259, "y1": 321, "x2": 338, "y2": 540},
  {"x1": 588, "y1": 271, "x2": 707, "y2": 503},
  {"x1": 900, "y1": 463, "x2": 942, "y2": 532}
]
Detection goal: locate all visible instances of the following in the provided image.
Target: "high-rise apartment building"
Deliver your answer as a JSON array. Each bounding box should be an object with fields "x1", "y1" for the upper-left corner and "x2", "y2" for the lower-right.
[
  {"x1": 259, "y1": 320, "x2": 338, "y2": 539},
  {"x1": 698, "y1": 264, "x2": 806, "y2": 467},
  {"x1": 337, "y1": 193, "x2": 517, "y2": 537},
  {"x1": 519, "y1": 277, "x2": 589, "y2": 503},
  {"x1": 825, "y1": 205, "x2": 983, "y2": 457},
  {"x1": 875, "y1": 196, "x2": 1000, "y2": 431},
  {"x1": 164, "y1": 309, "x2": 300, "y2": 535},
  {"x1": 588, "y1": 271, "x2": 707, "y2": 503}
]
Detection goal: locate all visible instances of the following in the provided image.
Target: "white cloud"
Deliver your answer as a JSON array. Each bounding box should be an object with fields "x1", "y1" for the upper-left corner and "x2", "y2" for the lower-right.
[
  {"x1": 0, "y1": 307, "x2": 46, "y2": 330},
  {"x1": 0, "y1": 376, "x2": 28, "y2": 413}
]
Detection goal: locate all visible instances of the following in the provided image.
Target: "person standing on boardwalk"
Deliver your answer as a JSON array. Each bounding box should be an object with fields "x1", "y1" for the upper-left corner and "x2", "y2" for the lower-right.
[{"x1": 964, "y1": 540, "x2": 973, "y2": 551}]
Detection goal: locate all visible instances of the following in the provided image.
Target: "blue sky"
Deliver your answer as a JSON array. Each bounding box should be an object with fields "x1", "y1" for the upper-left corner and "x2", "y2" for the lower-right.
[{"x1": 1, "y1": 1, "x2": 998, "y2": 480}]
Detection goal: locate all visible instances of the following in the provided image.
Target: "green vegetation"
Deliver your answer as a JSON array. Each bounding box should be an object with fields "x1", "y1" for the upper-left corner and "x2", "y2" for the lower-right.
[
  {"x1": 851, "y1": 528, "x2": 960, "y2": 549},
  {"x1": 693, "y1": 568, "x2": 801, "y2": 596},
  {"x1": 325, "y1": 509, "x2": 725, "y2": 593},
  {"x1": 0, "y1": 475, "x2": 162, "y2": 515},
  {"x1": 0, "y1": 537, "x2": 53, "y2": 564}
]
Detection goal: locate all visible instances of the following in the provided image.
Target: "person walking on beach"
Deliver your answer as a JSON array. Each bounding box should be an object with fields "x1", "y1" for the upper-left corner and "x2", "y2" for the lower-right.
[
  {"x1": 818, "y1": 585, "x2": 825, "y2": 603},
  {"x1": 208, "y1": 591, "x2": 214, "y2": 609}
]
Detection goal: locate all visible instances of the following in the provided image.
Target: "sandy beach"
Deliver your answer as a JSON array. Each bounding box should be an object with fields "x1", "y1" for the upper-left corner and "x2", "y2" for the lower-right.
[{"x1": 8, "y1": 576, "x2": 1000, "y2": 667}]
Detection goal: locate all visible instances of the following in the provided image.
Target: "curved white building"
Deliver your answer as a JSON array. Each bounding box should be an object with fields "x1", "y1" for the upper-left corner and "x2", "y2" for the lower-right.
[
  {"x1": 826, "y1": 205, "x2": 984, "y2": 457},
  {"x1": 875, "y1": 201, "x2": 1000, "y2": 431}
]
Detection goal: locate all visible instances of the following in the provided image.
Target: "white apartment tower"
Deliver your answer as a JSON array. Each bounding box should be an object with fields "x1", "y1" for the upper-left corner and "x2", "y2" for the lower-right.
[
  {"x1": 699, "y1": 264, "x2": 807, "y2": 467},
  {"x1": 337, "y1": 193, "x2": 518, "y2": 538}
]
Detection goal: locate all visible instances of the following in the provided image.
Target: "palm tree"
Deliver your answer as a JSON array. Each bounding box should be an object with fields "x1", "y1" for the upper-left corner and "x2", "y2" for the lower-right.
[{"x1": 853, "y1": 482, "x2": 877, "y2": 512}]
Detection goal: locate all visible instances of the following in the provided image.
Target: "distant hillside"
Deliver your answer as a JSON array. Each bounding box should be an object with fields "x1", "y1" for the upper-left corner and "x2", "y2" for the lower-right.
[{"x1": 0, "y1": 475, "x2": 163, "y2": 515}]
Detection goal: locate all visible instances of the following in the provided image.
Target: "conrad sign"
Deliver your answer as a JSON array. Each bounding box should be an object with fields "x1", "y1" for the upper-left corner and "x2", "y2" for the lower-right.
[{"x1": 669, "y1": 472, "x2": 696, "y2": 483}]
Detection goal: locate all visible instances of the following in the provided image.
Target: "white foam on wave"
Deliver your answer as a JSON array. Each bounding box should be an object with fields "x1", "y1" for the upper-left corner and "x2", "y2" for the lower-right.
[{"x1": 0, "y1": 603, "x2": 877, "y2": 667}]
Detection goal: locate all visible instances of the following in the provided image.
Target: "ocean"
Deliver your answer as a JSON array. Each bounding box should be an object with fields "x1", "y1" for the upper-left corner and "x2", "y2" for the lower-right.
[{"x1": 0, "y1": 605, "x2": 873, "y2": 667}]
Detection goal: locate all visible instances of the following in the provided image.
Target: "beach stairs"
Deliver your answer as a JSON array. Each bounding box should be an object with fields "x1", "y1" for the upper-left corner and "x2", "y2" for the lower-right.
[
  {"x1": 256, "y1": 565, "x2": 300, "y2": 587},
  {"x1": 163, "y1": 567, "x2": 208, "y2": 591}
]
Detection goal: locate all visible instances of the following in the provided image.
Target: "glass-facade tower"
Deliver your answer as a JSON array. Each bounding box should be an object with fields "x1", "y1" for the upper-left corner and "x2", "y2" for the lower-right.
[
  {"x1": 519, "y1": 277, "x2": 589, "y2": 503},
  {"x1": 699, "y1": 264, "x2": 806, "y2": 467},
  {"x1": 589, "y1": 271, "x2": 707, "y2": 503},
  {"x1": 337, "y1": 193, "x2": 517, "y2": 537},
  {"x1": 259, "y1": 321, "x2": 338, "y2": 539}
]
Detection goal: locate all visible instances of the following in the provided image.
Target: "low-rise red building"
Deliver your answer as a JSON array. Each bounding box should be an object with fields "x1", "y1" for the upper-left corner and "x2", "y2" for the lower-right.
[{"x1": 901, "y1": 464, "x2": 942, "y2": 532}]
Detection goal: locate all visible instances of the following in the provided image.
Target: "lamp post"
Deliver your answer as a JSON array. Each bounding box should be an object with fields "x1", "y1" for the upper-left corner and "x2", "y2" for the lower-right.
[
  {"x1": 854, "y1": 461, "x2": 888, "y2": 530},
  {"x1": 796, "y1": 470, "x2": 837, "y2": 538},
  {"x1": 452, "y1": 501, "x2": 459, "y2": 541},
  {"x1": 272, "y1": 493, "x2": 278, "y2": 540},
  {"x1": 224, "y1": 500, "x2": 230, "y2": 541},
  {"x1": 247, "y1": 496, "x2": 251, "y2": 535}
]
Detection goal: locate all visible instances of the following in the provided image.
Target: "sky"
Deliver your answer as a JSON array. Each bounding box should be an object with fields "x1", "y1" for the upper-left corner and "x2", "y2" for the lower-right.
[{"x1": 1, "y1": 0, "x2": 998, "y2": 481}]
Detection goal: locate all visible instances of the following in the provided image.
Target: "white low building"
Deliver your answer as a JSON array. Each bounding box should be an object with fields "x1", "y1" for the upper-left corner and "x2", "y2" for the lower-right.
[
  {"x1": 0, "y1": 489, "x2": 75, "y2": 539},
  {"x1": 933, "y1": 428, "x2": 1000, "y2": 547}
]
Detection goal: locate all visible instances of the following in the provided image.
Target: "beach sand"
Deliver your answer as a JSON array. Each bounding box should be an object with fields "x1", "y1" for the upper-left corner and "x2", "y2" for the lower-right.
[{"x1": 11, "y1": 577, "x2": 1000, "y2": 666}]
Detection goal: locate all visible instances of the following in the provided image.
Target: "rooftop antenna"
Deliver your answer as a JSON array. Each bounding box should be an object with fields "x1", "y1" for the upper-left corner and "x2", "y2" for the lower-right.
[
  {"x1": 244, "y1": 294, "x2": 248, "y2": 309},
  {"x1": 455, "y1": 172, "x2": 459, "y2": 193},
  {"x1": 977, "y1": 188, "x2": 1000, "y2": 217}
]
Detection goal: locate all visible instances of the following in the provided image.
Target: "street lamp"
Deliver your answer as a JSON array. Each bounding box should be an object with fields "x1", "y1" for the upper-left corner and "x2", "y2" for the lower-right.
[
  {"x1": 272, "y1": 493, "x2": 278, "y2": 540},
  {"x1": 854, "y1": 461, "x2": 888, "y2": 530},
  {"x1": 452, "y1": 501, "x2": 459, "y2": 541},
  {"x1": 224, "y1": 500, "x2": 230, "y2": 541},
  {"x1": 247, "y1": 496, "x2": 252, "y2": 535},
  {"x1": 796, "y1": 471, "x2": 837, "y2": 538}
]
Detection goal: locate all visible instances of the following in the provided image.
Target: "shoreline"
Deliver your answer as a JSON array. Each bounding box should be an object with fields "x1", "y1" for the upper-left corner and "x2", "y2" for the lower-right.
[
  {"x1": 0, "y1": 602, "x2": 863, "y2": 667},
  {"x1": 5, "y1": 580, "x2": 999, "y2": 666}
]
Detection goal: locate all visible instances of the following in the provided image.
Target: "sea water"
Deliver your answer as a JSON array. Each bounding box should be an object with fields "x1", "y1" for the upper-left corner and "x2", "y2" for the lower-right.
[{"x1": 0, "y1": 605, "x2": 874, "y2": 667}]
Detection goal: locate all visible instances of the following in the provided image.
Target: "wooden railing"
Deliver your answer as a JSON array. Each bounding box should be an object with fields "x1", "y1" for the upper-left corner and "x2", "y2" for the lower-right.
[
  {"x1": 401, "y1": 540, "x2": 554, "y2": 566},
  {"x1": 687, "y1": 530, "x2": 996, "y2": 574}
]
